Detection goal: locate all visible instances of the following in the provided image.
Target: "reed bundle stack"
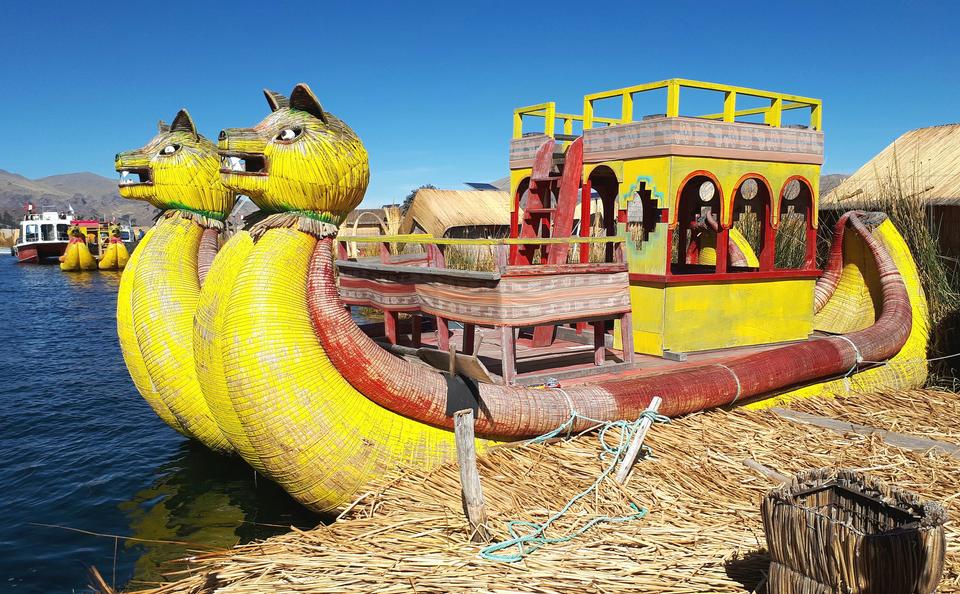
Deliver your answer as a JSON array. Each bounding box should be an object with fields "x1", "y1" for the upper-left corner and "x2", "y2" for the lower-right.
[{"x1": 128, "y1": 389, "x2": 959, "y2": 594}]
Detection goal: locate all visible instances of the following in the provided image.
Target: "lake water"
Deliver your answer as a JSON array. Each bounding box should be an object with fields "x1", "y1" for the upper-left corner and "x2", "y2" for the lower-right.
[{"x1": 0, "y1": 256, "x2": 318, "y2": 593}]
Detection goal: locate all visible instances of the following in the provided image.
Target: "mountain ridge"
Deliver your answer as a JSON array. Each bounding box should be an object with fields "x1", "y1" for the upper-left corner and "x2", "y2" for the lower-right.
[{"x1": 0, "y1": 170, "x2": 157, "y2": 227}]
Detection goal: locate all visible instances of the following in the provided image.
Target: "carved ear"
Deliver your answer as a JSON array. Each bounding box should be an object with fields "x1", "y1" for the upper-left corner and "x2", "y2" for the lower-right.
[
  {"x1": 263, "y1": 89, "x2": 289, "y2": 112},
  {"x1": 158, "y1": 120, "x2": 170, "y2": 133},
  {"x1": 170, "y1": 109, "x2": 199, "y2": 138},
  {"x1": 289, "y1": 83, "x2": 327, "y2": 123}
]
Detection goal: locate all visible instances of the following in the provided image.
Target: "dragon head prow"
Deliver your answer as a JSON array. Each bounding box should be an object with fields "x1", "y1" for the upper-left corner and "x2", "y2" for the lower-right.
[
  {"x1": 218, "y1": 83, "x2": 370, "y2": 226},
  {"x1": 115, "y1": 110, "x2": 236, "y2": 222}
]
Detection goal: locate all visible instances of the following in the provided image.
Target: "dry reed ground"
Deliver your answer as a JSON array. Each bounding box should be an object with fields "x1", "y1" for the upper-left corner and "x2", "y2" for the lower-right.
[{"x1": 129, "y1": 389, "x2": 960, "y2": 594}]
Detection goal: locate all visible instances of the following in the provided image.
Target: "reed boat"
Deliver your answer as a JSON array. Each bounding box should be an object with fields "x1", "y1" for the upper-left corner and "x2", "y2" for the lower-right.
[{"x1": 120, "y1": 80, "x2": 929, "y2": 514}]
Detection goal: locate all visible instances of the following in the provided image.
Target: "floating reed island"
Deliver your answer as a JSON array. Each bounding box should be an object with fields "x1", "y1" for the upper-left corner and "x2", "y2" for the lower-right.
[{"x1": 121, "y1": 388, "x2": 958, "y2": 594}]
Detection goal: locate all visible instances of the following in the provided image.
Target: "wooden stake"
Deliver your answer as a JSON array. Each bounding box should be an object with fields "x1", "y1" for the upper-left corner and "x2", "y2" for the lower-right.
[
  {"x1": 453, "y1": 409, "x2": 491, "y2": 542},
  {"x1": 615, "y1": 396, "x2": 662, "y2": 484}
]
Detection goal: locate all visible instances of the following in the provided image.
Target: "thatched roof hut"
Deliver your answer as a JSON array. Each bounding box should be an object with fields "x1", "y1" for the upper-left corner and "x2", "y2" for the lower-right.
[
  {"x1": 822, "y1": 124, "x2": 960, "y2": 209},
  {"x1": 822, "y1": 124, "x2": 960, "y2": 255},
  {"x1": 399, "y1": 189, "x2": 512, "y2": 238},
  {"x1": 343, "y1": 206, "x2": 402, "y2": 237}
]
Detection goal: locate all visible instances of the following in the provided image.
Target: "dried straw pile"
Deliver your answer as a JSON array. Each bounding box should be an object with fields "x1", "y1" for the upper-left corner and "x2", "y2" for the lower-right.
[{"x1": 129, "y1": 389, "x2": 960, "y2": 594}]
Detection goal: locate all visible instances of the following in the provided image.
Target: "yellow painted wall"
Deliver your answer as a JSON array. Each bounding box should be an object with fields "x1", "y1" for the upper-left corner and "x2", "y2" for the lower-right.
[
  {"x1": 662, "y1": 278, "x2": 815, "y2": 353},
  {"x1": 513, "y1": 144, "x2": 822, "y2": 356}
]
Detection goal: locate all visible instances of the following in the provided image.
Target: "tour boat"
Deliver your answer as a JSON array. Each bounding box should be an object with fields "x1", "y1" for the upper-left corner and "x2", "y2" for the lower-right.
[{"x1": 13, "y1": 210, "x2": 71, "y2": 263}]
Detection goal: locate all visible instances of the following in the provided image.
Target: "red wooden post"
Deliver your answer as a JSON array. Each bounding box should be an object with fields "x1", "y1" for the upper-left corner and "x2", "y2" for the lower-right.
[
  {"x1": 500, "y1": 325, "x2": 516, "y2": 385},
  {"x1": 411, "y1": 314, "x2": 422, "y2": 347},
  {"x1": 760, "y1": 199, "x2": 775, "y2": 271},
  {"x1": 804, "y1": 220, "x2": 817, "y2": 270},
  {"x1": 385, "y1": 311, "x2": 399, "y2": 345},
  {"x1": 579, "y1": 178, "x2": 592, "y2": 262},
  {"x1": 509, "y1": 198, "x2": 520, "y2": 265},
  {"x1": 437, "y1": 316, "x2": 450, "y2": 351},
  {"x1": 576, "y1": 178, "x2": 593, "y2": 335},
  {"x1": 620, "y1": 312, "x2": 635, "y2": 364},
  {"x1": 463, "y1": 323, "x2": 476, "y2": 355},
  {"x1": 593, "y1": 321, "x2": 606, "y2": 366},
  {"x1": 716, "y1": 228, "x2": 729, "y2": 273}
]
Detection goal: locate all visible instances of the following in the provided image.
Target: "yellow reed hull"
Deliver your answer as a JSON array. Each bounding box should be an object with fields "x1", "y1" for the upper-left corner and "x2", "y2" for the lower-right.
[
  {"x1": 178, "y1": 219, "x2": 927, "y2": 512},
  {"x1": 121, "y1": 214, "x2": 232, "y2": 452}
]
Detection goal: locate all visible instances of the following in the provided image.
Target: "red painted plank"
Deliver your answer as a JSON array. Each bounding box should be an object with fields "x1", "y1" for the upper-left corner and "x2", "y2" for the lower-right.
[
  {"x1": 546, "y1": 137, "x2": 584, "y2": 265},
  {"x1": 631, "y1": 268, "x2": 822, "y2": 285}
]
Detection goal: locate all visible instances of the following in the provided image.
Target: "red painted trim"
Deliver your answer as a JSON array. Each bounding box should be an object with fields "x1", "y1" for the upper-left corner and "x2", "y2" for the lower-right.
[
  {"x1": 630, "y1": 268, "x2": 821, "y2": 285},
  {"x1": 671, "y1": 169, "x2": 723, "y2": 229}
]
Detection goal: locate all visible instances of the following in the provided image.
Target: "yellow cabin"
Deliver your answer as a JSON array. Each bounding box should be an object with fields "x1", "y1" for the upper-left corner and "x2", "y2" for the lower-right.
[{"x1": 509, "y1": 79, "x2": 823, "y2": 357}]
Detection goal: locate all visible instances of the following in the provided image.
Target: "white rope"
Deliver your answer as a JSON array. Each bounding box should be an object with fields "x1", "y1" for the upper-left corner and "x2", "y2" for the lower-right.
[
  {"x1": 554, "y1": 388, "x2": 576, "y2": 417},
  {"x1": 716, "y1": 363, "x2": 742, "y2": 404},
  {"x1": 834, "y1": 335, "x2": 864, "y2": 364}
]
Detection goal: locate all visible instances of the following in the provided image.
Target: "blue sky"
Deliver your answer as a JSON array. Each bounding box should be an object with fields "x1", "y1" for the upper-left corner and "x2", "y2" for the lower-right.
[{"x1": 0, "y1": 0, "x2": 957, "y2": 206}]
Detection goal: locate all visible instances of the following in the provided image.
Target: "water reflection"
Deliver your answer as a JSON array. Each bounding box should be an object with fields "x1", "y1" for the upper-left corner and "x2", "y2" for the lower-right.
[{"x1": 119, "y1": 442, "x2": 321, "y2": 586}]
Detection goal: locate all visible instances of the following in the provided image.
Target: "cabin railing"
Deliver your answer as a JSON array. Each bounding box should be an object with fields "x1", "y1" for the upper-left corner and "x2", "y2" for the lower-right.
[
  {"x1": 335, "y1": 234, "x2": 625, "y2": 273},
  {"x1": 513, "y1": 103, "x2": 620, "y2": 140},
  {"x1": 512, "y1": 78, "x2": 823, "y2": 139}
]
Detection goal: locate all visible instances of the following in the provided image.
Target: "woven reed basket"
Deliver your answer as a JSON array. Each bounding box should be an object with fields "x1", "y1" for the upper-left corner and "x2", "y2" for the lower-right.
[{"x1": 761, "y1": 468, "x2": 947, "y2": 594}]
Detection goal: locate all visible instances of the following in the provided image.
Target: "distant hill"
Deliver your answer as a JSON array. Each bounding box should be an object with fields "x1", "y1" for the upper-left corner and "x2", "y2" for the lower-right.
[
  {"x1": 0, "y1": 169, "x2": 157, "y2": 227},
  {"x1": 819, "y1": 173, "x2": 849, "y2": 197}
]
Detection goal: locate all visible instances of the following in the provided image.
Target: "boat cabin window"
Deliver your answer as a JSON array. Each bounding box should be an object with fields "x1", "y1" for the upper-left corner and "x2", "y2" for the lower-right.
[
  {"x1": 57, "y1": 224, "x2": 69, "y2": 241},
  {"x1": 25, "y1": 224, "x2": 39, "y2": 243},
  {"x1": 586, "y1": 166, "x2": 620, "y2": 263},
  {"x1": 775, "y1": 178, "x2": 816, "y2": 269},
  {"x1": 671, "y1": 175, "x2": 721, "y2": 274},
  {"x1": 731, "y1": 177, "x2": 773, "y2": 271},
  {"x1": 41, "y1": 224, "x2": 54, "y2": 241}
]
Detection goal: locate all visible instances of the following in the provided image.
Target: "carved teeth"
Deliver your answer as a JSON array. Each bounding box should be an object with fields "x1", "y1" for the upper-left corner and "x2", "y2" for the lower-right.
[{"x1": 221, "y1": 156, "x2": 245, "y2": 171}]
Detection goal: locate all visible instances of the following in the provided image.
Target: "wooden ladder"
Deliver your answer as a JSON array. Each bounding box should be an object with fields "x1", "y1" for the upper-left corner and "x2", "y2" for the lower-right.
[{"x1": 511, "y1": 136, "x2": 585, "y2": 347}]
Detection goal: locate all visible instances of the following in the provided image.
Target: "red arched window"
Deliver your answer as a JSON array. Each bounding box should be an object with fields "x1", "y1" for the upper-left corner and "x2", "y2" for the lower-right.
[
  {"x1": 775, "y1": 177, "x2": 816, "y2": 270},
  {"x1": 671, "y1": 171, "x2": 723, "y2": 274},
  {"x1": 731, "y1": 174, "x2": 774, "y2": 271}
]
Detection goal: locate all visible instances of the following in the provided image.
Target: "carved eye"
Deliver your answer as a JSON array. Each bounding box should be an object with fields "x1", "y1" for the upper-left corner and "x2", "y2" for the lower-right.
[
  {"x1": 276, "y1": 127, "x2": 302, "y2": 141},
  {"x1": 159, "y1": 144, "x2": 181, "y2": 156}
]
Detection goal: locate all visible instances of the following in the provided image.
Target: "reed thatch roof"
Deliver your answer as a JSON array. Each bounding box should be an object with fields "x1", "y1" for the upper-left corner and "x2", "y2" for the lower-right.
[
  {"x1": 400, "y1": 189, "x2": 511, "y2": 236},
  {"x1": 126, "y1": 388, "x2": 960, "y2": 594},
  {"x1": 823, "y1": 124, "x2": 960, "y2": 210}
]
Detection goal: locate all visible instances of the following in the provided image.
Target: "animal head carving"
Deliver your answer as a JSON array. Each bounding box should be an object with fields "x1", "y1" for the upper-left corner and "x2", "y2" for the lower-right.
[
  {"x1": 218, "y1": 84, "x2": 369, "y2": 224},
  {"x1": 114, "y1": 109, "x2": 236, "y2": 219}
]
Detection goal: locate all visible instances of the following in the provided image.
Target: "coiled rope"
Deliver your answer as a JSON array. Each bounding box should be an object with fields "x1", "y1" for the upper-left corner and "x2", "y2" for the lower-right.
[{"x1": 479, "y1": 401, "x2": 669, "y2": 563}]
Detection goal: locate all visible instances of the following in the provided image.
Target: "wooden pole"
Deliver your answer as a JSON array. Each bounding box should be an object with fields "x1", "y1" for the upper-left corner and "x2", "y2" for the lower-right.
[
  {"x1": 615, "y1": 396, "x2": 662, "y2": 484},
  {"x1": 500, "y1": 325, "x2": 516, "y2": 385},
  {"x1": 593, "y1": 321, "x2": 606, "y2": 366},
  {"x1": 411, "y1": 314, "x2": 422, "y2": 347},
  {"x1": 453, "y1": 409, "x2": 491, "y2": 542}
]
